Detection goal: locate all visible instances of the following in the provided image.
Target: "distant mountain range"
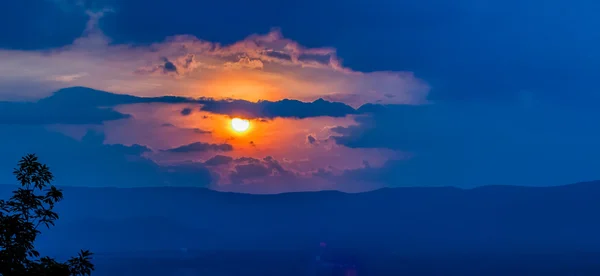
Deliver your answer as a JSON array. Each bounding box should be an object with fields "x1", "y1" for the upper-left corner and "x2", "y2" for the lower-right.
[{"x1": 2, "y1": 181, "x2": 600, "y2": 255}]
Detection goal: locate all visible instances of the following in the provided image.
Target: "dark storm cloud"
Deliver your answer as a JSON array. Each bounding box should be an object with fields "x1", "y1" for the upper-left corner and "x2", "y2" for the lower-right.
[
  {"x1": 0, "y1": 87, "x2": 195, "y2": 125},
  {"x1": 1, "y1": 86, "x2": 363, "y2": 125},
  {"x1": 166, "y1": 142, "x2": 233, "y2": 153},
  {"x1": 0, "y1": 87, "x2": 197, "y2": 125},
  {"x1": 198, "y1": 98, "x2": 357, "y2": 119},
  {"x1": 0, "y1": 101, "x2": 129, "y2": 125},
  {"x1": 38, "y1": 86, "x2": 193, "y2": 107}
]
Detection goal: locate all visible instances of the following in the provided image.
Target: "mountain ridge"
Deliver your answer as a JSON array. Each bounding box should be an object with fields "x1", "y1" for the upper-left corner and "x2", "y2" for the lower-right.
[{"x1": 3, "y1": 180, "x2": 599, "y2": 255}]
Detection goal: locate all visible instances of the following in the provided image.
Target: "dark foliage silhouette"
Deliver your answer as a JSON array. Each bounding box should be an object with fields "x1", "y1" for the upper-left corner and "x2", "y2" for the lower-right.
[{"x1": 0, "y1": 154, "x2": 94, "y2": 276}]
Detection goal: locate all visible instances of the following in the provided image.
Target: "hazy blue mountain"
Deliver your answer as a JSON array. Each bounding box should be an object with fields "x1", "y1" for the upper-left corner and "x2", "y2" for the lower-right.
[{"x1": 2, "y1": 181, "x2": 599, "y2": 257}]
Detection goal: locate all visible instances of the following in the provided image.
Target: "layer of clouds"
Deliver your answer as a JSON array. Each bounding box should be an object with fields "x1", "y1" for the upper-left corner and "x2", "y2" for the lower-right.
[
  {"x1": 0, "y1": 86, "x2": 364, "y2": 125},
  {"x1": 0, "y1": 11, "x2": 429, "y2": 106},
  {"x1": 6, "y1": 88, "x2": 598, "y2": 192}
]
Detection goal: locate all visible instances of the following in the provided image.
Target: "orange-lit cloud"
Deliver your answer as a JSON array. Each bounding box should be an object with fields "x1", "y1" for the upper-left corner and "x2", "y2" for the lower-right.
[
  {"x1": 0, "y1": 11, "x2": 429, "y2": 106},
  {"x1": 49, "y1": 102, "x2": 403, "y2": 192},
  {"x1": 1, "y1": 9, "x2": 423, "y2": 193}
]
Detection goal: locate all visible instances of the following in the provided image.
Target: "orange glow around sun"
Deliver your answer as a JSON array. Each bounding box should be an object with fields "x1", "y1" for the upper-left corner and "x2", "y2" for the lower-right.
[
  {"x1": 231, "y1": 118, "x2": 250, "y2": 133},
  {"x1": 196, "y1": 73, "x2": 284, "y2": 102}
]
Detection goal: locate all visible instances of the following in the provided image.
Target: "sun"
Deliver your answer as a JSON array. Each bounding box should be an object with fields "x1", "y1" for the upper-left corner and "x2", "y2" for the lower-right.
[{"x1": 231, "y1": 118, "x2": 250, "y2": 132}]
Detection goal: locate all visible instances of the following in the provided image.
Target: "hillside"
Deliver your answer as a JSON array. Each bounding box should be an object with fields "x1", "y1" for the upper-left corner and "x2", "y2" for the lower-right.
[{"x1": 1, "y1": 181, "x2": 600, "y2": 255}]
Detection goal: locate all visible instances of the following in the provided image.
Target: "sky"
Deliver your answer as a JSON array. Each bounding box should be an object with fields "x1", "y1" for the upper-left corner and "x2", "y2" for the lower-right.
[{"x1": 0, "y1": 0, "x2": 599, "y2": 193}]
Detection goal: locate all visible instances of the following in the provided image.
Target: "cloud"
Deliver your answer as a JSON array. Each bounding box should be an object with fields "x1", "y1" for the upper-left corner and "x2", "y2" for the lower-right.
[
  {"x1": 0, "y1": 86, "x2": 367, "y2": 125},
  {"x1": 163, "y1": 58, "x2": 177, "y2": 73},
  {"x1": 223, "y1": 56, "x2": 264, "y2": 70},
  {"x1": 199, "y1": 98, "x2": 357, "y2": 119},
  {"x1": 306, "y1": 134, "x2": 317, "y2": 145},
  {"x1": 180, "y1": 108, "x2": 193, "y2": 116},
  {"x1": 81, "y1": 130, "x2": 152, "y2": 155},
  {"x1": 234, "y1": 157, "x2": 261, "y2": 164},
  {"x1": 50, "y1": 72, "x2": 89, "y2": 83},
  {"x1": 0, "y1": 101, "x2": 129, "y2": 125},
  {"x1": 107, "y1": 143, "x2": 152, "y2": 156},
  {"x1": 0, "y1": 83, "x2": 404, "y2": 193},
  {"x1": 98, "y1": 101, "x2": 399, "y2": 191},
  {"x1": 4, "y1": 0, "x2": 600, "y2": 194},
  {"x1": 38, "y1": 86, "x2": 193, "y2": 107},
  {"x1": 330, "y1": 104, "x2": 437, "y2": 151},
  {"x1": 192, "y1": 128, "x2": 211, "y2": 134},
  {"x1": 229, "y1": 163, "x2": 271, "y2": 182},
  {"x1": 0, "y1": 86, "x2": 196, "y2": 125},
  {"x1": 159, "y1": 123, "x2": 211, "y2": 134},
  {"x1": 263, "y1": 156, "x2": 290, "y2": 176},
  {"x1": 0, "y1": 126, "x2": 212, "y2": 188},
  {"x1": 136, "y1": 57, "x2": 178, "y2": 75},
  {"x1": 203, "y1": 155, "x2": 233, "y2": 167},
  {"x1": 311, "y1": 167, "x2": 335, "y2": 178},
  {"x1": 134, "y1": 55, "x2": 203, "y2": 77},
  {"x1": 329, "y1": 102, "x2": 600, "y2": 187},
  {"x1": 228, "y1": 155, "x2": 292, "y2": 184},
  {"x1": 217, "y1": 155, "x2": 366, "y2": 194},
  {"x1": 166, "y1": 142, "x2": 233, "y2": 153},
  {"x1": 0, "y1": 12, "x2": 429, "y2": 106}
]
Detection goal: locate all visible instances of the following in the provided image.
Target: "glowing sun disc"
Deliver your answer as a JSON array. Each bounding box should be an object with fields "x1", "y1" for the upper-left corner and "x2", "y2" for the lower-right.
[{"x1": 231, "y1": 118, "x2": 250, "y2": 132}]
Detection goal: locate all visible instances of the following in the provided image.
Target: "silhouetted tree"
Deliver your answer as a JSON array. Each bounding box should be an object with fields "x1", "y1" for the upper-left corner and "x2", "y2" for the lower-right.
[{"x1": 0, "y1": 154, "x2": 94, "y2": 276}]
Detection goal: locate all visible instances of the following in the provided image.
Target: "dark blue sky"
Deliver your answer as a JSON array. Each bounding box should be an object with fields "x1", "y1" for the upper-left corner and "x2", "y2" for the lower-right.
[{"x1": 0, "y1": 0, "x2": 599, "y2": 192}]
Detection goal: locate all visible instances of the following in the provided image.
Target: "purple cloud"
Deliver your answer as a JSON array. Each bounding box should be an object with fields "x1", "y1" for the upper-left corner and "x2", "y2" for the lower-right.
[{"x1": 166, "y1": 142, "x2": 233, "y2": 153}]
